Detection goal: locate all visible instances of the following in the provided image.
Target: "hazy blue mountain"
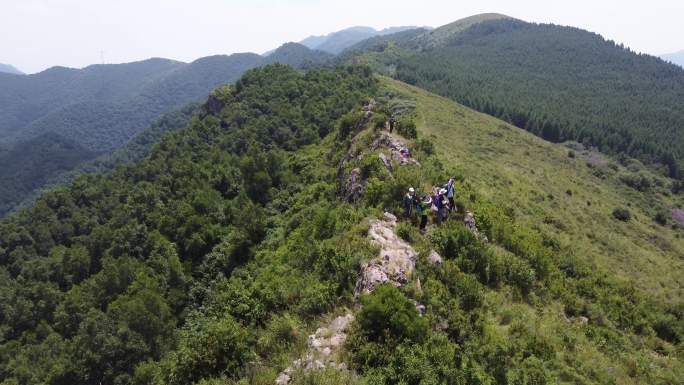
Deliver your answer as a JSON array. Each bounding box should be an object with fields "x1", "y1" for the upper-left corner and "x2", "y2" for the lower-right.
[
  {"x1": 0, "y1": 63, "x2": 24, "y2": 75},
  {"x1": 661, "y1": 50, "x2": 684, "y2": 67},
  {"x1": 299, "y1": 25, "x2": 421, "y2": 54},
  {"x1": 0, "y1": 55, "x2": 264, "y2": 152}
]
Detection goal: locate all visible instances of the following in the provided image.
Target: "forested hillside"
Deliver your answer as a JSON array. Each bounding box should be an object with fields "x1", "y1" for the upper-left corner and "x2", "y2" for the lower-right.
[
  {"x1": 0, "y1": 133, "x2": 96, "y2": 216},
  {"x1": 265, "y1": 43, "x2": 333, "y2": 68},
  {"x1": 0, "y1": 103, "x2": 200, "y2": 218},
  {"x1": 1, "y1": 64, "x2": 682, "y2": 385},
  {"x1": 0, "y1": 64, "x2": 377, "y2": 384},
  {"x1": 344, "y1": 15, "x2": 684, "y2": 176},
  {"x1": 0, "y1": 44, "x2": 329, "y2": 218}
]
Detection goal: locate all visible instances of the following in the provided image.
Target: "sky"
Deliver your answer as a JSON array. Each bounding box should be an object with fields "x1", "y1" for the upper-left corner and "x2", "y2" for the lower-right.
[{"x1": 1, "y1": 0, "x2": 683, "y2": 74}]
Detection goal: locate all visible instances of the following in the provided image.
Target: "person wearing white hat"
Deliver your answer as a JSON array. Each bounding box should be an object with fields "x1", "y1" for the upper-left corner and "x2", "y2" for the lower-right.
[
  {"x1": 403, "y1": 187, "x2": 417, "y2": 218},
  {"x1": 444, "y1": 178, "x2": 456, "y2": 213},
  {"x1": 434, "y1": 188, "x2": 448, "y2": 224}
]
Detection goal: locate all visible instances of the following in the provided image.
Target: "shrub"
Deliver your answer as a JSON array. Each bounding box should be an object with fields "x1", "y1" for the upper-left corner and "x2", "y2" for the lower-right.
[
  {"x1": 430, "y1": 221, "x2": 478, "y2": 259},
  {"x1": 396, "y1": 119, "x2": 418, "y2": 139},
  {"x1": 363, "y1": 177, "x2": 389, "y2": 208},
  {"x1": 568, "y1": 150, "x2": 575, "y2": 158},
  {"x1": 507, "y1": 356, "x2": 552, "y2": 385},
  {"x1": 356, "y1": 284, "x2": 427, "y2": 343},
  {"x1": 620, "y1": 173, "x2": 652, "y2": 191},
  {"x1": 161, "y1": 316, "x2": 252, "y2": 385},
  {"x1": 296, "y1": 280, "x2": 333, "y2": 317},
  {"x1": 414, "y1": 137, "x2": 435, "y2": 156},
  {"x1": 337, "y1": 111, "x2": 366, "y2": 139},
  {"x1": 257, "y1": 314, "x2": 301, "y2": 357},
  {"x1": 612, "y1": 208, "x2": 631, "y2": 221},
  {"x1": 359, "y1": 153, "x2": 383, "y2": 179},
  {"x1": 655, "y1": 211, "x2": 668, "y2": 226},
  {"x1": 372, "y1": 113, "x2": 388, "y2": 130},
  {"x1": 396, "y1": 221, "x2": 416, "y2": 243},
  {"x1": 505, "y1": 257, "x2": 536, "y2": 295}
]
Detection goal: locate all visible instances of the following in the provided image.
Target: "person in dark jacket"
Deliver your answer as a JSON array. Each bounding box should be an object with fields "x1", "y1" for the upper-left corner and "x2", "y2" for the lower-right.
[
  {"x1": 433, "y1": 188, "x2": 445, "y2": 225},
  {"x1": 445, "y1": 178, "x2": 456, "y2": 213},
  {"x1": 403, "y1": 187, "x2": 416, "y2": 218},
  {"x1": 389, "y1": 115, "x2": 396, "y2": 134}
]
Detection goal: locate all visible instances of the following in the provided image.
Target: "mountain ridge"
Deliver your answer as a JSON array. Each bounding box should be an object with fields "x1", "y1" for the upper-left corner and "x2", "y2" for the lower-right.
[
  {"x1": 0, "y1": 64, "x2": 682, "y2": 384},
  {"x1": 0, "y1": 44, "x2": 328, "y2": 217},
  {"x1": 0, "y1": 63, "x2": 24, "y2": 75},
  {"x1": 298, "y1": 25, "x2": 425, "y2": 54}
]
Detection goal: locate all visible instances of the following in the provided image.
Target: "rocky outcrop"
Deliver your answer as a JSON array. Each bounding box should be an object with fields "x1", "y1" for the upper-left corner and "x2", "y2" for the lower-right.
[
  {"x1": 204, "y1": 92, "x2": 225, "y2": 116},
  {"x1": 355, "y1": 212, "x2": 418, "y2": 296},
  {"x1": 275, "y1": 313, "x2": 354, "y2": 385},
  {"x1": 379, "y1": 152, "x2": 393, "y2": 173},
  {"x1": 343, "y1": 168, "x2": 365, "y2": 203},
  {"x1": 427, "y1": 250, "x2": 443, "y2": 267},
  {"x1": 371, "y1": 133, "x2": 420, "y2": 167}
]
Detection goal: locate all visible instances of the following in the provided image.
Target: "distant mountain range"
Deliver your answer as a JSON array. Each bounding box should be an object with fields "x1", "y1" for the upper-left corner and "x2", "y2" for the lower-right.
[
  {"x1": 3, "y1": 17, "x2": 684, "y2": 218},
  {"x1": 661, "y1": 50, "x2": 684, "y2": 67},
  {"x1": 0, "y1": 42, "x2": 330, "y2": 216},
  {"x1": 263, "y1": 25, "x2": 426, "y2": 56},
  {"x1": 301, "y1": 26, "x2": 424, "y2": 54},
  {"x1": 0, "y1": 63, "x2": 24, "y2": 75}
]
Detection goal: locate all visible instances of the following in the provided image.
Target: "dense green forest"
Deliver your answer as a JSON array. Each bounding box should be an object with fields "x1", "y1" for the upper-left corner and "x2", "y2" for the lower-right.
[
  {"x1": 1, "y1": 64, "x2": 682, "y2": 385},
  {"x1": 0, "y1": 133, "x2": 97, "y2": 217},
  {"x1": 344, "y1": 16, "x2": 684, "y2": 176},
  {"x1": 0, "y1": 103, "x2": 199, "y2": 218}
]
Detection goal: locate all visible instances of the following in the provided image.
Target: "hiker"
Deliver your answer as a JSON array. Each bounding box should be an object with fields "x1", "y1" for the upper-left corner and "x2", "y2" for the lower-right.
[
  {"x1": 389, "y1": 115, "x2": 396, "y2": 134},
  {"x1": 432, "y1": 188, "x2": 445, "y2": 225},
  {"x1": 403, "y1": 187, "x2": 417, "y2": 218},
  {"x1": 445, "y1": 178, "x2": 456, "y2": 212},
  {"x1": 417, "y1": 195, "x2": 431, "y2": 233}
]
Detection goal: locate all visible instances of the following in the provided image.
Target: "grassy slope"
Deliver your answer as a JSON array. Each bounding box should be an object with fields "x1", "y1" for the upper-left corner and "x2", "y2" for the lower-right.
[
  {"x1": 381, "y1": 76, "x2": 684, "y2": 304},
  {"x1": 414, "y1": 13, "x2": 511, "y2": 48}
]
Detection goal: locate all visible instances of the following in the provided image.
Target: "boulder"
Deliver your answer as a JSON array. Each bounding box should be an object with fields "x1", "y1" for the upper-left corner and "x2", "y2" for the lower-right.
[
  {"x1": 275, "y1": 373, "x2": 291, "y2": 385},
  {"x1": 379, "y1": 152, "x2": 393, "y2": 173},
  {"x1": 355, "y1": 214, "x2": 418, "y2": 296},
  {"x1": 275, "y1": 313, "x2": 354, "y2": 384},
  {"x1": 427, "y1": 250, "x2": 443, "y2": 266},
  {"x1": 344, "y1": 168, "x2": 365, "y2": 203}
]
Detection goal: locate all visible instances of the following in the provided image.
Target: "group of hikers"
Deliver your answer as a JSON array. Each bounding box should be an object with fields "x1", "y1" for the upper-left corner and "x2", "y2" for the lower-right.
[
  {"x1": 387, "y1": 114, "x2": 458, "y2": 232},
  {"x1": 403, "y1": 178, "x2": 457, "y2": 233}
]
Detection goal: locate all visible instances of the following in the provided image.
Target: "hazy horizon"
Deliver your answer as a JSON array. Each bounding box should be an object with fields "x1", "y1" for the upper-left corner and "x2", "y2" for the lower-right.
[{"x1": 2, "y1": 0, "x2": 683, "y2": 74}]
